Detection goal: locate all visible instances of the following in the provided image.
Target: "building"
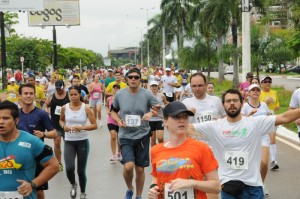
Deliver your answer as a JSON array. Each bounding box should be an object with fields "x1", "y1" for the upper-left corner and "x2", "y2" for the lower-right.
[{"x1": 108, "y1": 47, "x2": 139, "y2": 60}]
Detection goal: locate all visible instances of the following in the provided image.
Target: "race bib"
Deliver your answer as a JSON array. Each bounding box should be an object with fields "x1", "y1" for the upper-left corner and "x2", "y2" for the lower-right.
[
  {"x1": 9, "y1": 93, "x2": 16, "y2": 98},
  {"x1": 93, "y1": 93, "x2": 100, "y2": 99},
  {"x1": 225, "y1": 151, "x2": 249, "y2": 170},
  {"x1": 182, "y1": 79, "x2": 187, "y2": 83},
  {"x1": 125, "y1": 115, "x2": 141, "y2": 127},
  {"x1": 0, "y1": 191, "x2": 23, "y2": 199},
  {"x1": 54, "y1": 106, "x2": 62, "y2": 115},
  {"x1": 164, "y1": 183, "x2": 194, "y2": 199},
  {"x1": 166, "y1": 92, "x2": 173, "y2": 97},
  {"x1": 195, "y1": 111, "x2": 215, "y2": 123}
]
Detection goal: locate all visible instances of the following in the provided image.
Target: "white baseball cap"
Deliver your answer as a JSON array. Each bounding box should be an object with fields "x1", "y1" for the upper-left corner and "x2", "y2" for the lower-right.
[
  {"x1": 248, "y1": 84, "x2": 261, "y2": 91},
  {"x1": 165, "y1": 67, "x2": 171, "y2": 71},
  {"x1": 149, "y1": 81, "x2": 159, "y2": 86},
  {"x1": 9, "y1": 77, "x2": 16, "y2": 82}
]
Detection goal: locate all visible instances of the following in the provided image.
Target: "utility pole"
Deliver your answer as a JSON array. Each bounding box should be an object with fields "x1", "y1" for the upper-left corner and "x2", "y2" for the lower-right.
[{"x1": 0, "y1": 12, "x2": 7, "y2": 91}]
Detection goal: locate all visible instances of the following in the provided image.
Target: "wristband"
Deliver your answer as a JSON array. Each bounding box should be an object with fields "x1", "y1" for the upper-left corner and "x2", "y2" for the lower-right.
[
  {"x1": 149, "y1": 183, "x2": 158, "y2": 189},
  {"x1": 30, "y1": 181, "x2": 37, "y2": 190},
  {"x1": 43, "y1": 132, "x2": 46, "y2": 138}
]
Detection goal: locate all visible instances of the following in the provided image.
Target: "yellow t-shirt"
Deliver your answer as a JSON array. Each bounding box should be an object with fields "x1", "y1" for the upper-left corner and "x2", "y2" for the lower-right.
[
  {"x1": 105, "y1": 81, "x2": 127, "y2": 95},
  {"x1": 6, "y1": 84, "x2": 19, "y2": 103},
  {"x1": 35, "y1": 86, "x2": 46, "y2": 108},
  {"x1": 259, "y1": 90, "x2": 279, "y2": 112},
  {"x1": 175, "y1": 75, "x2": 183, "y2": 86}
]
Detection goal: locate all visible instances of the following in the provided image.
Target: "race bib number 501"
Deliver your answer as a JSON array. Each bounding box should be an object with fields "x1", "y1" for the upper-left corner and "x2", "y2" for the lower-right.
[{"x1": 164, "y1": 183, "x2": 194, "y2": 199}]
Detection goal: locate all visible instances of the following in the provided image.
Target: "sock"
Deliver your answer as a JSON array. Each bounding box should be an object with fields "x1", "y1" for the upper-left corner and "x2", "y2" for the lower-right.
[{"x1": 270, "y1": 144, "x2": 277, "y2": 162}]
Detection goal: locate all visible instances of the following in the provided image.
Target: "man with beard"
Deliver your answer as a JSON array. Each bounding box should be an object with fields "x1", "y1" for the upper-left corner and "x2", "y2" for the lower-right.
[{"x1": 189, "y1": 88, "x2": 300, "y2": 199}]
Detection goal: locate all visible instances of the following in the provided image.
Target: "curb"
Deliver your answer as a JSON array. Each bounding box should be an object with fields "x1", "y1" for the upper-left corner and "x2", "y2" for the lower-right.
[{"x1": 277, "y1": 125, "x2": 299, "y2": 146}]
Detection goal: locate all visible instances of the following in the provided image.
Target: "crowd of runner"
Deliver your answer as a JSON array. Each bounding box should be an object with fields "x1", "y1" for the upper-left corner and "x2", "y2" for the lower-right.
[{"x1": 0, "y1": 64, "x2": 300, "y2": 199}]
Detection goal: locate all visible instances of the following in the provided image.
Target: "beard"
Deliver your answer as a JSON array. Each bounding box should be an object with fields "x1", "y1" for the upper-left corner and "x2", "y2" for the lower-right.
[{"x1": 225, "y1": 107, "x2": 241, "y2": 118}]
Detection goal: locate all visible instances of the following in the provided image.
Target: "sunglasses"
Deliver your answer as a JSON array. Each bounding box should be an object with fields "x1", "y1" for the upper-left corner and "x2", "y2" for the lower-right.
[
  {"x1": 127, "y1": 75, "x2": 140, "y2": 80},
  {"x1": 262, "y1": 81, "x2": 272, "y2": 84}
]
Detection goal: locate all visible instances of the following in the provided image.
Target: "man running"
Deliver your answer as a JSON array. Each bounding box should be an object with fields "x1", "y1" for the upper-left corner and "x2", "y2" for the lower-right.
[
  {"x1": 110, "y1": 68, "x2": 159, "y2": 199},
  {"x1": 0, "y1": 100, "x2": 58, "y2": 199},
  {"x1": 189, "y1": 88, "x2": 300, "y2": 198}
]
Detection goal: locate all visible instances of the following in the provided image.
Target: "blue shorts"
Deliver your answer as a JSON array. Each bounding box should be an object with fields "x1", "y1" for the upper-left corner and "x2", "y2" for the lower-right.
[
  {"x1": 119, "y1": 134, "x2": 150, "y2": 167},
  {"x1": 221, "y1": 185, "x2": 264, "y2": 199}
]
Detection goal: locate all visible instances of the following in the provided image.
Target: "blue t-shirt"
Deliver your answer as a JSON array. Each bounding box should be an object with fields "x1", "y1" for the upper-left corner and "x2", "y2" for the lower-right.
[
  {"x1": 17, "y1": 107, "x2": 55, "y2": 140},
  {"x1": 0, "y1": 131, "x2": 52, "y2": 199}
]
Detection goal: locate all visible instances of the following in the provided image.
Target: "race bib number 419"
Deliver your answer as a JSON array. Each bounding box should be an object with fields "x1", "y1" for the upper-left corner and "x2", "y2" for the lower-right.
[
  {"x1": 225, "y1": 151, "x2": 249, "y2": 170},
  {"x1": 164, "y1": 183, "x2": 194, "y2": 199}
]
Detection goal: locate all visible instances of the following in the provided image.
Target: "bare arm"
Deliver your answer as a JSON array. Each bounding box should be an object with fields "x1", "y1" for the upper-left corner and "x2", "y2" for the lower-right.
[
  {"x1": 33, "y1": 156, "x2": 59, "y2": 187},
  {"x1": 111, "y1": 110, "x2": 126, "y2": 127},
  {"x1": 275, "y1": 108, "x2": 300, "y2": 126}
]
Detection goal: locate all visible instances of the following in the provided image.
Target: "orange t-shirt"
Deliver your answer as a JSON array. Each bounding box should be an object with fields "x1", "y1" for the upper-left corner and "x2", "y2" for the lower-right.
[{"x1": 151, "y1": 138, "x2": 219, "y2": 199}]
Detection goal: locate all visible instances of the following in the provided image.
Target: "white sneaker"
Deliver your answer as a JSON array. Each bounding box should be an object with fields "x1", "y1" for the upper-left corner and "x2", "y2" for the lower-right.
[
  {"x1": 116, "y1": 152, "x2": 122, "y2": 161},
  {"x1": 97, "y1": 120, "x2": 103, "y2": 127},
  {"x1": 263, "y1": 185, "x2": 270, "y2": 196},
  {"x1": 110, "y1": 155, "x2": 117, "y2": 162}
]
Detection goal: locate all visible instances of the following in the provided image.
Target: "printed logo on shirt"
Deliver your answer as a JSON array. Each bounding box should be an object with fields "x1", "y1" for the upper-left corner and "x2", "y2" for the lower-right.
[
  {"x1": 18, "y1": 142, "x2": 32, "y2": 148},
  {"x1": 157, "y1": 158, "x2": 194, "y2": 173},
  {"x1": 222, "y1": 127, "x2": 248, "y2": 138},
  {"x1": 0, "y1": 156, "x2": 22, "y2": 170}
]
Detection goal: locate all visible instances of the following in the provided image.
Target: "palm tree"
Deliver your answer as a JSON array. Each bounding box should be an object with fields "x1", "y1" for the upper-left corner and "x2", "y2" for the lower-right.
[{"x1": 160, "y1": 0, "x2": 196, "y2": 65}]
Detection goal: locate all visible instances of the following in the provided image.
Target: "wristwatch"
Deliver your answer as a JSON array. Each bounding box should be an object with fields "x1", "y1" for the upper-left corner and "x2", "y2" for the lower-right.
[{"x1": 30, "y1": 181, "x2": 37, "y2": 190}]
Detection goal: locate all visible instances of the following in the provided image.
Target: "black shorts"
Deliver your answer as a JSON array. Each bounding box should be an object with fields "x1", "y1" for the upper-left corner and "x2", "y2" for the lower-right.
[
  {"x1": 149, "y1": 121, "x2": 164, "y2": 132},
  {"x1": 163, "y1": 93, "x2": 175, "y2": 102},
  {"x1": 119, "y1": 134, "x2": 150, "y2": 167},
  {"x1": 35, "y1": 163, "x2": 48, "y2": 190},
  {"x1": 107, "y1": 123, "x2": 119, "y2": 132},
  {"x1": 141, "y1": 79, "x2": 148, "y2": 83}
]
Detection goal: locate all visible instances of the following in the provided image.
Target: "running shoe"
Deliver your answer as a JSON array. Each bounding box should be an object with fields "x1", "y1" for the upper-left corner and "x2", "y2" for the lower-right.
[
  {"x1": 98, "y1": 120, "x2": 103, "y2": 127},
  {"x1": 110, "y1": 155, "x2": 116, "y2": 162},
  {"x1": 136, "y1": 197, "x2": 142, "y2": 199},
  {"x1": 117, "y1": 152, "x2": 122, "y2": 161},
  {"x1": 80, "y1": 193, "x2": 87, "y2": 199},
  {"x1": 124, "y1": 189, "x2": 134, "y2": 199},
  {"x1": 59, "y1": 163, "x2": 63, "y2": 172},
  {"x1": 70, "y1": 182, "x2": 77, "y2": 199},
  {"x1": 263, "y1": 185, "x2": 270, "y2": 197},
  {"x1": 270, "y1": 160, "x2": 279, "y2": 170}
]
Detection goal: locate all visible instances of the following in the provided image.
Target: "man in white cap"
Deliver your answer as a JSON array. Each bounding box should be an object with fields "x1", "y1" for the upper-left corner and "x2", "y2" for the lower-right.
[{"x1": 160, "y1": 67, "x2": 178, "y2": 102}]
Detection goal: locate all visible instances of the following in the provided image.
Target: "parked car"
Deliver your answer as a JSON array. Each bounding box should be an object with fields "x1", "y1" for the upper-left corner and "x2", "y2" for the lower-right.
[
  {"x1": 224, "y1": 65, "x2": 233, "y2": 75},
  {"x1": 287, "y1": 65, "x2": 300, "y2": 74}
]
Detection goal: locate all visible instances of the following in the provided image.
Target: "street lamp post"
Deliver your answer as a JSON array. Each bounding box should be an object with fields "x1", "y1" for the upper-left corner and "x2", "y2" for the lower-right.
[
  {"x1": 240, "y1": 0, "x2": 252, "y2": 79},
  {"x1": 53, "y1": 25, "x2": 58, "y2": 69},
  {"x1": 0, "y1": 12, "x2": 7, "y2": 91},
  {"x1": 141, "y1": 7, "x2": 155, "y2": 68},
  {"x1": 136, "y1": 27, "x2": 145, "y2": 66}
]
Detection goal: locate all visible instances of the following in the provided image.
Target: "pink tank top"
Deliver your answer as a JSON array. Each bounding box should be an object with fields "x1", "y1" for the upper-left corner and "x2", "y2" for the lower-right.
[
  {"x1": 90, "y1": 82, "x2": 102, "y2": 100},
  {"x1": 107, "y1": 96, "x2": 118, "y2": 125}
]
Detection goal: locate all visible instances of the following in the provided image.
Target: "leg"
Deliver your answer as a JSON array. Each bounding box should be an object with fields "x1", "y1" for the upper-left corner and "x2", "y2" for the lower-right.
[
  {"x1": 97, "y1": 102, "x2": 101, "y2": 121},
  {"x1": 37, "y1": 190, "x2": 44, "y2": 199},
  {"x1": 135, "y1": 165, "x2": 145, "y2": 197},
  {"x1": 54, "y1": 135, "x2": 62, "y2": 164},
  {"x1": 123, "y1": 162, "x2": 135, "y2": 190},
  {"x1": 156, "y1": 130, "x2": 164, "y2": 144},
  {"x1": 260, "y1": 146, "x2": 269, "y2": 183},
  {"x1": 64, "y1": 141, "x2": 77, "y2": 185},
  {"x1": 110, "y1": 130, "x2": 117, "y2": 155},
  {"x1": 269, "y1": 132, "x2": 276, "y2": 162},
  {"x1": 150, "y1": 131, "x2": 156, "y2": 147},
  {"x1": 76, "y1": 139, "x2": 90, "y2": 193}
]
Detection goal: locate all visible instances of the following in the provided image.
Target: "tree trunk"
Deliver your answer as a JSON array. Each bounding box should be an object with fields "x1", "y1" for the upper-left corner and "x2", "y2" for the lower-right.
[
  {"x1": 231, "y1": 19, "x2": 239, "y2": 89},
  {"x1": 217, "y1": 34, "x2": 225, "y2": 80},
  {"x1": 207, "y1": 41, "x2": 211, "y2": 81}
]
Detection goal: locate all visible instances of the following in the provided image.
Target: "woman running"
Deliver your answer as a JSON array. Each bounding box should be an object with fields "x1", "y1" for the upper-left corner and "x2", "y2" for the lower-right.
[
  {"x1": 88, "y1": 75, "x2": 104, "y2": 127},
  {"x1": 60, "y1": 85, "x2": 97, "y2": 199},
  {"x1": 106, "y1": 84, "x2": 121, "y2": 162}
]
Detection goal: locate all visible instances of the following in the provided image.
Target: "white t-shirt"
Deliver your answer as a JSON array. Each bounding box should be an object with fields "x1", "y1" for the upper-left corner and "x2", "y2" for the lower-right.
[
  {"x1": 289, "y1": 88, "x2": 300, "y2": 131},
  {"x1": 182, "y1": 94, "x2": 225, "y2": 123},
  {"x1": 193, "y1": 116, "x2": 276, "y2": 186},
  {"x1": 161, "y1": 75, "x2": 177, "y2": 93},
  {"x1": 40, "y1": 76, "x2": 48, "y2": 85},
  {"x1": 241, "y1": 101, "x2": 270, "y2": 117}
]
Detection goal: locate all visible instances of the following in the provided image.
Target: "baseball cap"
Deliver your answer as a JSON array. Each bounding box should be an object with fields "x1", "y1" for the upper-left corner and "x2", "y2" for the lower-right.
[
  {"x1": 35, "y1": 78, "x2": 40, "y2": 82},
  {"x1": 246, "y1": 72, "x2": 253, "y2": 78},
  {"x1": 260, "y1": 75, "x2": 272, "y2": 82},
  {"x1": 55, "y1": 80, "x2": 64, "y2": 89},
  {"x1": 165, "y1": 67, "x2": 171, "y2": 71},
  {"x1": 163, "y1": 101, "x2": 194, "y2": 118},
  {"x1": 149, "y1": 81, "x2": 159, "y2": 86},
  {"x1": 108, "y1": 69, "x2": 113, "y2": 72},
  {"x1": 248, "y1": 84, "x2": 261, "y2": 91},
  {"x1": 175, "y1": 70, "x2": 179, "y2": 73},
  {"x1": 9, "y1": 77, "x2": 15, "y2": 82}
]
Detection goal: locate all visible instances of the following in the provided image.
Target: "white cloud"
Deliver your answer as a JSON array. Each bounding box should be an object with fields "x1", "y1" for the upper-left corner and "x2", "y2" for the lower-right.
[{"x1": 13, "y1": 0, "x2": 162, "y2": 56}]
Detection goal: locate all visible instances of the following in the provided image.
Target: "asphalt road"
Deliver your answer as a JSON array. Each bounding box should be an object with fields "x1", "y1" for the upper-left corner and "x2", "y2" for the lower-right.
[{"x1": 42, "y1": 106, "x2": 300, "y2": 199}]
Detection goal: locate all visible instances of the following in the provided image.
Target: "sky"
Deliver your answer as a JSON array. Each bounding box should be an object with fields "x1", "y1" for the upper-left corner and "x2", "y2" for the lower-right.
[{"x1": 13, "y1": 0, "x2": 162, "y2": 57}]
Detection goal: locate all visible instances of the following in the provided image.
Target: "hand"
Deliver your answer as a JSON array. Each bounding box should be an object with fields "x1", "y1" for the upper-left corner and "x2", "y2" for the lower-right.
[
  {"x1": 189, "y1": 108, "x2": 196, "y2": 114},
  {"x1": 117, "y1": 120, "x2": 126, "y2": 128},
  {"x1": 17, "y1": 179, "x2": 33, "y2": 197},
  {"x1": 249, "y1": 108, "x2": 257, "y2": 116},
  {"x1": 148, "y1": 186, "x2": 160, "y2": 199},
  {"x1": 142, "y1": 112, "x2": 152, "y2": 121},
  {"x1": 295, "y1": 118, "x2": 300, "y2": 125},
  {"x1": 169, "y1": 178, "x2": 193, "y2": 192},
  {"x1": 33, "y1": 130, "x2": 44, "y2": 138}
]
